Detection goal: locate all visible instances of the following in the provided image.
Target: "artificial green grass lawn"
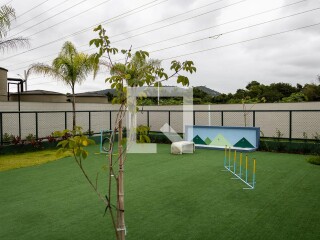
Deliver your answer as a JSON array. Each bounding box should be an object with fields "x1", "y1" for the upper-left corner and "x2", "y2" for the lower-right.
[
  {"x1": 0, "y1": 144, "x2": 319, "y2": 240},
  {"x1": 0, "y1": 149, "x2": 70, "y2": 172}
]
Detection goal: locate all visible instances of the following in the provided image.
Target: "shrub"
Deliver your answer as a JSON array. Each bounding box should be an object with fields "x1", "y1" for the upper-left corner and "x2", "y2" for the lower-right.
[
  {"x1": 136, "y1": 125, "x2": 151, "y2": 143},
  {"x1": 46, "y1": 134, "x2": 56, "y2": 143},
  {"x1": 313, "y1": 132, "x2": 320, "y2": 143},
  {"x1": 306, "y1": 156, "x2": 320, "y2": 165},
  {"x1": 2, "y1": 133, "x2": 14, "y2": 143},
  {"x1": 11, "y1": 136, "x2": 23, "y2": 145},
  {"x1": 26, "y1": 133, "x2": 36, "y2": 142}
]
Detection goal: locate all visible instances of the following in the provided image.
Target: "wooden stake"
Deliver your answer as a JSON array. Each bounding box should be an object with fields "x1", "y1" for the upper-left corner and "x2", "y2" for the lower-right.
[{"x1": 117, "y1": 118, "x2": 125, "y2": 240}]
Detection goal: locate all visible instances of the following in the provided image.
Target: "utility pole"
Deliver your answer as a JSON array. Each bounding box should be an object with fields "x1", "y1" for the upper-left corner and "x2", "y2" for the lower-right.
[{"x1": 24, "y1": 70, "x2": 27, "y2": 91}]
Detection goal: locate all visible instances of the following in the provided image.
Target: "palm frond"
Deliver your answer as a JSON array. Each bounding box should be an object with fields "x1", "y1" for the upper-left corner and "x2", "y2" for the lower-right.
[
  {"x1": 0, "y1": 5, "x2": 15, "y2": 38},
  {"x1": 0, "y1": 37, "x2": 29, "y2": 53},
  {"x1": 28, "y1": 63, "x2": 64, "y2": 81},
  {"x1": 28, "y1": 41, "x2": 101, "y2": 89},
  {"x1": 60, "y1": 41, "x2": 77, "y2": 57},
  {"x1": 110, "y1": 63, "x2": 126, "y2": 76}
]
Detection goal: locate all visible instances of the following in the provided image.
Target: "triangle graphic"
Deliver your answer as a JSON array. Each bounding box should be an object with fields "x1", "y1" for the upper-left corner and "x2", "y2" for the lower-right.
[
  {"x1": 234, "y1": 137, "x2": 255, "y2": 148},
  {"x1": 204, "y1": 137, "x2": 212, "y2": 145},
  {"x1": 192, "y1": 135, "x2": 206, "y2": 145},
  {"x1": 210, "y1": 134, "x2": 232, "y2": 147}
]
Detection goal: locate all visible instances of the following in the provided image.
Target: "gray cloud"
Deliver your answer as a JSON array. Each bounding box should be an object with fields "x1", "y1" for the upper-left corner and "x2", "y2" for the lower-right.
[{"x1": 1, "y1": 0, "x2": 319, "y2": 94}]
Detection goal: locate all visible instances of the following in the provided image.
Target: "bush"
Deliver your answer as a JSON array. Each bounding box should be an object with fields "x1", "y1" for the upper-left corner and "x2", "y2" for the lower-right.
[{"x1": 306, "y1": 156, "x2": 320, "y2": 165}]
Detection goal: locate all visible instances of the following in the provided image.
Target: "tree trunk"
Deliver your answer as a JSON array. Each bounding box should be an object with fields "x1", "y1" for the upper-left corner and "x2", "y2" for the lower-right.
[
  {"x1": 117, "y1": 119, "x2": 125, "y2": 240},
  {"x1": 72, "y1": 87, "x2": 76, "y2": 130}
]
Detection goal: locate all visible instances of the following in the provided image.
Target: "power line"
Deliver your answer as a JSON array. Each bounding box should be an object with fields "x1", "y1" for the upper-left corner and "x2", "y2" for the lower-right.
[
  {"x1": 5, "y1": 45, "x2": 94, "y2": 69},
  {"x1": 2, "y1": 0, "x2": 240, "y2": 62},
  {"x1": 27, "y1": 22, "x2": 320, "y2": 89},
  {"x1": 10, "y1": 5, "x2": 319, "y2": 73},
  {"x1": 5, "y1": 0, "x2": 309, "y2": 71},
  {"x1": 26, "y1": 0, "x2": 168, "y2": 39},
  {"x1": 26, "y1": 0, "x2": 113, "y2": 38},
  {"x1": 149, "y1": 7, "x2": 320, "y2": 54},
  {"x1": 112, "y1": 0, "x2": 248, "y2": 44},
  {"x1": 111, "y1": 0, "x2": 227, "y2": 38},
  {"x1": 5, "y1": 0, "x2": 225, "y2": 68},
  {"x1": 1, "y1": 0, "x2": 167, "y2": 61},
  {"x1": 15, "y1": 0, "x2": 52, "y2": 20},
  {"x1": 20, "y1": 21, "x2": 320, "y2": 87},
  {"x1": 10, "y1": 0, "x2": 72, "y2": 31},
  {"x1": 10, "y1": 0, "x2": 89, "y2": 37},
  {"x1": 134, "y1": 0, "x2": 308, "y2": 49},
  {"x1": 3, "y1": 0, "x2": 14, "y2": 5},
  {"x1": 161, "y1": 22, "x2": 320, "y2": 61}
]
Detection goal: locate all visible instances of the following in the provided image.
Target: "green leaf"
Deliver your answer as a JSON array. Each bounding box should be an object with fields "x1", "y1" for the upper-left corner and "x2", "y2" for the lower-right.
[
  {"x1": 52, "y1": 131, "x2": 63, "y2": 137},
  {"x1": 89, "y1": 39, "x2": 95, "y2": 46},
  {"x1": 177, "y1": 75, "x2": 189, "y2": 86},
  {"x1": 75, "y1": 148, "x2": 81, "y2": 157},
  {"x1": 57, "y1": 140, "x2": 68, "y2": 148},
  {"x1": 82, "y1": 150, "x2": 88, "y2": 159},
  {"x1": 69, "y1": 139, "x2": 75, "y2": 148},
  {"x1": 93, "y1": 25, "x2": 102, "y2": 32},
  {"x1": 111, "y1": 82, "x2": 117, "y2": 88}
]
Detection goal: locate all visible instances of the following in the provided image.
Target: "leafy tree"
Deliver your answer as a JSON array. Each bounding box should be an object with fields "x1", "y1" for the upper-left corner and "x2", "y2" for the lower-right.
[
  {"x1": 269, "y1": 82, "x2": 297, "y2": 99},
  {"x1": 90, "y1": 25, "x2": 195, "y2": 239},
  {"x1": 232, "y1": 89, "x2": 248, "y2": 101},
  {"x1": 245, "y1": 80, "x2": 260, "y2": 90},
  {"x1": 302, "y1": 83, "x2": 320, "y2": 101},
  {"x1": 212, "y1": 93, "x2": 232, "y2": 104},
  {"x1": 0, "y1": 5, "x2": 28, "y2": 52},
  {"x1": 281, "y1": 92, "x2": 307, "y2": 102},
  {"x1": 261, "y1": 88, "x2": 283, "y2": 102},
  {"x1": 29, "y1": 41, "x2": 99, "y2": 129},
  {"x1": 193, "y1": 87, "x2": 211, "y2": 104},
  {"x1": 296, "y1": 83, "x2": 303, "y2": 90},
  {"x1": 57, "y1": 25, "x2": 196, "y2": 240}
]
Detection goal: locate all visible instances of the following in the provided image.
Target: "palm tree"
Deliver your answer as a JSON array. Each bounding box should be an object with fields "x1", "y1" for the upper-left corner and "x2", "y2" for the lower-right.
[
  {"x1": 0, "y1": 5, "x2": 29, "y2": 52},
  {"x1": 29, "y1": 41, "x2": 99, "y2": 129}
]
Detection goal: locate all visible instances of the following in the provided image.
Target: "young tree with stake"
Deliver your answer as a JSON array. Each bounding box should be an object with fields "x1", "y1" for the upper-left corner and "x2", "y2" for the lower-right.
[{"x1": 56, "y1": 25, "x2": 196, "y2": 240}]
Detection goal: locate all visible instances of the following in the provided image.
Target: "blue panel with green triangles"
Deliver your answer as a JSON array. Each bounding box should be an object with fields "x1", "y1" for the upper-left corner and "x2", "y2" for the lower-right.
[{"x1": 185, "y1": 125, "x2": 260, "y2": 151}]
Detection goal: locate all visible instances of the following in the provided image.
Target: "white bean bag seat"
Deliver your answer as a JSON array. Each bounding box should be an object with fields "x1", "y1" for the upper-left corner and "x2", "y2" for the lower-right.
[{"x1": 171, "y1": 141, "x2": 195, "y2": 154}]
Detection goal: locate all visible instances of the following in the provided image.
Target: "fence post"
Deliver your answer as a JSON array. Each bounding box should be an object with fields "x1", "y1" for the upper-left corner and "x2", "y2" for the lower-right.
[
  {"x1": 64, "y1": 112, "x2": 67, "y2": 129},
  {"x1": 289, "y1": 111, "x2": 292, "y2": 141},
  {"x1": 168, "y1": 111, "x2": 171, "y2": 132},
  {"x1": 0, "y1": 112, "x2": 2, "y2": 145},
  {"x1": 221, "y1": 111, "x2": 224, "y2": 126},
  {"x1": 88, "y1": 111, "x2": 91, "y2": 135},
  {"x1": 18, "y1": 112, "x2": 21, "y2": 138},
  {"x1": 109, "y1": 111, "x2": 112, "y2": 130},
  {"x1": 193, "y1": 111, "x2": 196, "y2": 125},
  {"x1": 253, "y1": 111, "x2": 256, "y2": 127},
  {"x1": 35, "y1": 112, "x2": 38, "y2": 139},
  {"x1": 147, "y1": 110, "x2": 150, "y2": 128}
]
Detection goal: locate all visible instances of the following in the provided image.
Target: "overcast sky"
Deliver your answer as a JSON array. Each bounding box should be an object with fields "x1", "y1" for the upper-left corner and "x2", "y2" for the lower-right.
[{"x1": 1, "y1": 0, "x2": 320, "y2": 94}]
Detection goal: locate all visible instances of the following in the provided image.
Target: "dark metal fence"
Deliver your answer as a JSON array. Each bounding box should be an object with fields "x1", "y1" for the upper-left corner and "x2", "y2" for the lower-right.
[{"x1": 0, "y1": 109, "x2": 320, "y2": 145}]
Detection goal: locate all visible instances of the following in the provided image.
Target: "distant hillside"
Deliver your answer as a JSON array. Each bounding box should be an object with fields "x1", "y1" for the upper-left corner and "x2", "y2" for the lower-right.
[
  {"x1": 194, "y1": 86, "x2": 220, "y2": 96},
  {"x1": 78, "y1": 86, "x2": 221, "y2": 97}
]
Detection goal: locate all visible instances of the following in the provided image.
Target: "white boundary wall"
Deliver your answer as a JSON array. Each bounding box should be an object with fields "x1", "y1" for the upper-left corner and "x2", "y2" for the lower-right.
[{"x1": 0, "y1": 102, "x2": 319, "y2": 140}]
